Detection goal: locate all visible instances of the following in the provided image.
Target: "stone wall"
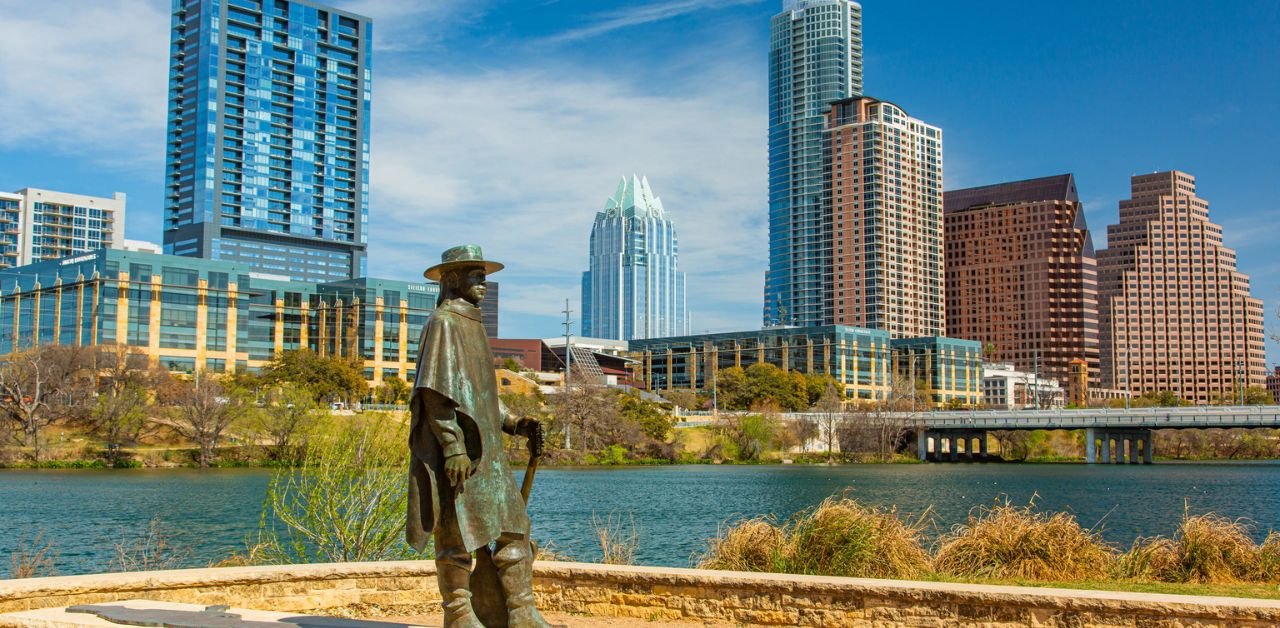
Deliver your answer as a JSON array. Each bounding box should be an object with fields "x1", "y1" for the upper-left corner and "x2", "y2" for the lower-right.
[{"x1": 3, "y1": 561, "x2": 1280, "y2": 627}]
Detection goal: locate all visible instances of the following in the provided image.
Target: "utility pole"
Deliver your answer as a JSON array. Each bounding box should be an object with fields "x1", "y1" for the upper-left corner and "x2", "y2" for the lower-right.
[{"x1": 562, "y1": 298, "x2": 573, "y2": 450}]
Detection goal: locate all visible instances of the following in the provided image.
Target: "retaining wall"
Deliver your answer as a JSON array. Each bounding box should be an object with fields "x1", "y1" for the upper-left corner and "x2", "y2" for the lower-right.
[{"x1": 2, "y1": 561, "x2": 1279, "y2": 627}]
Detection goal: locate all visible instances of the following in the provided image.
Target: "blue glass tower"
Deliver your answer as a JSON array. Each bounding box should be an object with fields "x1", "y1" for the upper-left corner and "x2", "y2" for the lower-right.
[
  {"x1": 582, "y1": 176, "x2": 687, "y2": 341},
  {"x1": 163, "y1": 0, "x2": 371, "y2": 282},
  {"x1": 766, "y1": 0, "x2": 862, "y2": 326}
]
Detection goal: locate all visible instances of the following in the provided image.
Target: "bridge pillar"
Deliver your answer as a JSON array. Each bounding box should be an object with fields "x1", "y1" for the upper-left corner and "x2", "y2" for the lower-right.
[
  {"x1": 917, "y1": 431, "x2": 929, "y2": 462},
  {"x1": 1085, "y1": 427, "x2": 1097, "y2": 464},
  {"x1": 979, "y1": 434, "x2": 989, "y2": 460},
  {"x1": 1101, "y1": 436, "x2": 1112, "y2": 464},
  {"x1": 949, "y1": 436, "x2": 959, "y2": 462},
  {"x1": 1129, "y1": 437, "x2": 1140, "y2": 465},
  {"x1": 1144, "y1": 433, "x2": 1154, "y2": 464}
]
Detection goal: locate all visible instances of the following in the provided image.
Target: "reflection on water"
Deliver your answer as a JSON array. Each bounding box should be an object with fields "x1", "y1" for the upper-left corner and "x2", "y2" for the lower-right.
[{"x1": 2, "y1": 462, "x2": 1278, "y2": 574}]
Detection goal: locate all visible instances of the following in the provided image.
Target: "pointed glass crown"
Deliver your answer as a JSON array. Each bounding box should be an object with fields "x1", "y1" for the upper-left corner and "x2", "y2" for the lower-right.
[{"x1": 603, "y1": 175, "x2": 666, "y2": 219}]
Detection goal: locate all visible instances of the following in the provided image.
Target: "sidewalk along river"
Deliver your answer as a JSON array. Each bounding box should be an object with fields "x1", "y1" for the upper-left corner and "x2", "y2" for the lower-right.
[{"x1": 1, "y1": 462, "x2": 1278, "y2": 575}]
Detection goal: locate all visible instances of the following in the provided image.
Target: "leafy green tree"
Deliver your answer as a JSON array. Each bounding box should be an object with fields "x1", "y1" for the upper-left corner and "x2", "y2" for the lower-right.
[
  {"x1": 717, "y1": 413, "x2": 782, "y2": 461},
  {"x1": 372, "y1": 375, "x2": 411, "y2": 405},
  {"x1": 715, "y1": 366, "x2": 750, "y2": 410},
  {"x1": 256, "y1": 383, "x2": 325, "y2": 462},
  {"x1": 256, "y1": 350, "x2": 368, "y2": 404},
  {"x1": 618, "y1": 392, "x2": 674, "y2": 441}
]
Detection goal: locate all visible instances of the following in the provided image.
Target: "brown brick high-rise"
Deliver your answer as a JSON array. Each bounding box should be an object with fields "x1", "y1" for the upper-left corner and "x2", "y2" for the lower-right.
[
  {"x1": 944, "y1": 174, "x2": 1099, "y2": 388},
  {"x1": 1098, "y1": 171, "x2": 1266, "y2": 404}
]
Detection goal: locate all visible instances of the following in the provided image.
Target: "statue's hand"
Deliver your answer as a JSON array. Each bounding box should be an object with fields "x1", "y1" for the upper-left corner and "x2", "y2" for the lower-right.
[
  {"x1": 517, "y1": 419, "x2": 545, "y2": 458},
  {"x1": 444, "y1": 454, "x2": 472, "y2": 486}
]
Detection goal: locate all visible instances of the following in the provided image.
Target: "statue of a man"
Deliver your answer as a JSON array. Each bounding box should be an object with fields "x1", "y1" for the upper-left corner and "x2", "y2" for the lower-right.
[{"x1": 407, "y1": 245, "x2": 549, "y2": 628}]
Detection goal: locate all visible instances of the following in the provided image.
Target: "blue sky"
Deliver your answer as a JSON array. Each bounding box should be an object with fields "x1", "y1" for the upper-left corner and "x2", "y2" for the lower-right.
[{"x1": 0, "y1": 0, "x2": 1277, "y2": 363}]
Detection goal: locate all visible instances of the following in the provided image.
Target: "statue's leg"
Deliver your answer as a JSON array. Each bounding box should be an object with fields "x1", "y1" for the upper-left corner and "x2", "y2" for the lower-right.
[
  {"x1": 435, "y1": 524, "x2": 482, "y2": 628},
  {"x1": 492, "y1": 534, "x2": 550, "y2": 628}
]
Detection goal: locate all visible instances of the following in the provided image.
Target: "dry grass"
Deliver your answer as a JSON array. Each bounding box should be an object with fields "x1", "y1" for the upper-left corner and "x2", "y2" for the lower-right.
[
  {"x1": 111, "y1": 517, "x2": 190, "y2": 572},
  {"x1": 7, "y1": 530, "x2": 58, "y2": 579},
  {"x1": 592, "y1": 512, "x2": 639, "y2": 566},
  {"x1": 698, "y1": 517, "x2": 786, "y2": 572},
  {"x1": 782, "y1": 497, "x2": 932, "y2": 579},
  {"x1": 1118, "y1": 513, "x2": 1263, "y2": 584},
  {"x1": 933, "y1": 500, "x2": 1114, "y2": 582},
  {"x1": 1256, "y1": 532, "x2": 1280, "y2": 583},
  {"x1": 698, "y1": 495, "x2": 931, "y2": 580}
]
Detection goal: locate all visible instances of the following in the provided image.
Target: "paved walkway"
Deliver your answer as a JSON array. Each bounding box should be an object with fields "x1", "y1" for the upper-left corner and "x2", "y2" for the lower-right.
[{"x1": 380, "y1": 612, "x2": 732, "y2": 627}]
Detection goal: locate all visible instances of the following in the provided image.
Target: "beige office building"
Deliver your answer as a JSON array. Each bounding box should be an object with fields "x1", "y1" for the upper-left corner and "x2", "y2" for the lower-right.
[
  {"x1": 825, "y1": 96, "x2": 944, "y2": 338},
  {"x1": 1097, "y1": 171, "x2": 1266, "y2": 404}
]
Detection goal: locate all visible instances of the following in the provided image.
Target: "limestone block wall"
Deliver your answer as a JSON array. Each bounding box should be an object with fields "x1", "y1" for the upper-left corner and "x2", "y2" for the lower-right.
[{"x1": 3, "y1": 561, "x2": 1280, "y2": 627}]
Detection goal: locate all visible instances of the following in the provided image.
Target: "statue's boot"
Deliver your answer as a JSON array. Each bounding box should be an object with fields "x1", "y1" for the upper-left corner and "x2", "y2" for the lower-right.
[
  {"x1": 495, "y1": 538, "x2": 551, "y2": 628},
  {"x1": 437, "y1": 555, "x2": 483, "y2": 628}
]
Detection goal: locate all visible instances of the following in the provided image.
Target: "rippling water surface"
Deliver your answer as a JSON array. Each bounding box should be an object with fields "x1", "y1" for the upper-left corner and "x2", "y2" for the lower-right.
[{"x1": 2, "y1": 462, "x2": 1278, "y2": 575}]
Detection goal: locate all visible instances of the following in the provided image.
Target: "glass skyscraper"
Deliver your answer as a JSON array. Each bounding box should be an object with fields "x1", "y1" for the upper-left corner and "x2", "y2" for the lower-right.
[
  {"x1": 766, "y1": 0, "x2": 862, "y2": 327},
  {"x1": 581, "y1": 176, "x2": 687, "y2": 341},
  {"x1": 163, "y1": 0, "x2": 371, "y2": 283}
]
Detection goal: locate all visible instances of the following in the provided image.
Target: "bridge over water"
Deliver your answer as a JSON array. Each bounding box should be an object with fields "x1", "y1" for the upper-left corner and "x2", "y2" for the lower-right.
[{"x1": 777, "y1": 406, "x2": 1280, "y2": 464}]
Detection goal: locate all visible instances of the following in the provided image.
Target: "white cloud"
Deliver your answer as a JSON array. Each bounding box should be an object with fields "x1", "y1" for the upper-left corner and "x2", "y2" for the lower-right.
[
  {"x1": 328, "y1": 0, "x2": 488, "y2": 52},
  {"x1": 364, "y1": 62, "x2": 768, "y2": 335},
  {"x1": 544, "y1": 0, "x2": 764, "y2": 44},
  {"x1": 0, "y1": 0, "x2": 170, "y2": 168}
]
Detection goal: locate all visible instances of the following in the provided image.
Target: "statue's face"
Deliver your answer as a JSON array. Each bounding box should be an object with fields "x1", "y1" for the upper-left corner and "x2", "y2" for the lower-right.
[{"x1": 458, "y1": 268, "x2": 487, "y2": 306}]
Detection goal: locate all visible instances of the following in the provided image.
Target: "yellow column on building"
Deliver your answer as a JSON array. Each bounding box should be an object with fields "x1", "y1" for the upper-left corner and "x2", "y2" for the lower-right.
[
  {"x1": 52, "y1": 279, "x2": 62, "y2": 345},
  {"x1": 806, "y1": 339, "x2": 814, "y2": 373},
  {"x1": 299, "y1": 300, "x2": 310, "y2": 347},
  {"x1": 75, "y1": 275, "x2": 86, "y2": 346},
  {"x1": 195, "y1": 279, "x2": 209, "y2": 373},
  {"x1": 843, "y1": 339, "x2": 852, "y2": 387},
  {"x1": 757, "y1": 341, "x2": 764, "y2": 365},
  {"x1": 348, "y1": 297, "x2": 361, "y2": 362},
  {"x1": 148, "y1": 275, "x2": 162, "y2": 366},
  {"x1": 372, "y1": 296, "x2": 385, "y2": 385},
  {"x1": 780, "y1": 340, "x2": 789, "y2": 371},
  {"x1": 948, "y1": 348, "x2": 957, "y2": 399},
  {"x1": 31, "y1": 283, "x2": 44, "y2": 348},
  {"x1": 666, "y1": 350, "x2": 674, "y2": 391},
  {"x1": 706, "y1": 342, "x2": 717, "y2": 393},
  {"x1": 90, "y1": 276, "x2": 102, "y2": 345},
  {"x1": 314, "y1": 301, "x2": 325, "y2": 355},
  {"x1": 226, "y1": 281, "x2": 239, "y2": 373},
  {"x1": 333, "y1": 299, "x2": 344, "y2": 358},
  {"x1": 823, "y1": 340, "x2": 831, "y2": 377},
  {"x1": 115, "y1": 272, "x2": 130, "y2": 349},
  {"x1": 273, "y1": 298, "x2": 285, "y2": 354},
  {"x1": 688, "y1": 344, "x2": 698, "y2": 391},
  {"x1": 733, "y1": 340, "x2": 742, "y2": 368},
  {"x1": 398, "y1": 299, "x2": 409, "y2": 380},
  {"x1": 642, "y1": 351, "x2": 652, "y2": 389}
]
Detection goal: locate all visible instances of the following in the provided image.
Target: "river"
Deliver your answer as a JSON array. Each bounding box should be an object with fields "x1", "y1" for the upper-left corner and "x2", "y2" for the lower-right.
[{"x1": 2, "y1": 462, "x2": 1278, "y2": 576}]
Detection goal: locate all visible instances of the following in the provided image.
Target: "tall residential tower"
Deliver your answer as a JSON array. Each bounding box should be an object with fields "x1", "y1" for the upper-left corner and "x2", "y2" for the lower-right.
[
  {"x1": 582, "y1": 176, "x2": 687, "y2": 341},
  {"x1": 163, "y1": 0, "x2": 371, "y2": 282},
  {"x1": 1098, "y1": 172, "x2": 1266, "y2": 404},
  {"x1": 766, "y1": 0, "x2": 863, "y2": 327},
  {"x1": 944, "y1": 174, "x2": 1099, "y2": 387},
  {"x1": 825, "y1": 97, "x2": 944, "y2": 338}
]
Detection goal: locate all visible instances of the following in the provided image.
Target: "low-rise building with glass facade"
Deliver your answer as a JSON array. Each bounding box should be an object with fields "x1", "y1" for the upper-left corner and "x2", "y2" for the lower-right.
[
  {"x1": 629, "y1": 326, "x2": 983, "y2": 406},
  {"x1": 0, "y1": 249, "x2": 437, "y2": 384}
]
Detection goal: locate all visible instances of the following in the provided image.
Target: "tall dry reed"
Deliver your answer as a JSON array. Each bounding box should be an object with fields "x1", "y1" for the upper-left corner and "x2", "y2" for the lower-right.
[{"x1": 933, "y1": 501, "x2": 1113, "y2": 582}]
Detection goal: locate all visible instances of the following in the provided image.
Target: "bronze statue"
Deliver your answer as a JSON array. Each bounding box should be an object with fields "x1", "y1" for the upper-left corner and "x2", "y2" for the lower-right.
[{"x1": 407, "y1": 245, "x2": 549, "y2": 628}]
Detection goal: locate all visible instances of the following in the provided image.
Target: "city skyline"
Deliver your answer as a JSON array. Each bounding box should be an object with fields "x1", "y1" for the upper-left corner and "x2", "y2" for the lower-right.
[{"x1": 0, "y1": 0, "x2": 1277, "y2": 363}]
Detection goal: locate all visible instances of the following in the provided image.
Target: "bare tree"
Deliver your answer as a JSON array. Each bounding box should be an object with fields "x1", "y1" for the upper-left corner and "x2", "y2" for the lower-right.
[
  {"x1": 811, "y1": 382, "x2": 846, "y2": 462},
  {"x1": 87, "y1": 345, "x2": 168, "y2": 466},
  {"x1": 548, "y1": 385, "x2": 623, "y2": 451},
  {"x1": 0, "y1": 345, "x2": 95, "y2": 462},
  {"x1": 840, "y1": 374, "x2": 922, "y2": 462},
  {"x1": 165, "y1": 378, "x2": 251, "y2": 468},
  {"x1": 991, "y1": 430, "x2": 1032, "y2": 461}
]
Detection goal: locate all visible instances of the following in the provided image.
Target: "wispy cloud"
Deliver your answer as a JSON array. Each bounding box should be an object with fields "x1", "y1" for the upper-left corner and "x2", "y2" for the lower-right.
[
  {"x1": 330, "y1": 0, "x2": 489, "y2": 52},
  {"x1": 0, "y1": 0, "x2": 169, "y2": 169},
  {"x1": 544, "y1": 0, "x2": 763, "y2": 44},
  {"x1": 365, "y1": 59, "x2": 768, "y2": 334}
]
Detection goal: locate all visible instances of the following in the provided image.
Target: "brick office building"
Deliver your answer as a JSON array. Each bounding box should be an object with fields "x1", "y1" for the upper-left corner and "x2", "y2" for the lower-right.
[{"x1": 943, "y1": 174, "x2": 1099, "y2": 387}]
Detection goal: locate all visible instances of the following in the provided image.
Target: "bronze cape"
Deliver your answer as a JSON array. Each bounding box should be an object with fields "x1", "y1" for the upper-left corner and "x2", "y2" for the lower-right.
[{"x1": 407, "y1": 299, "x2": 529, "y2": 553}]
